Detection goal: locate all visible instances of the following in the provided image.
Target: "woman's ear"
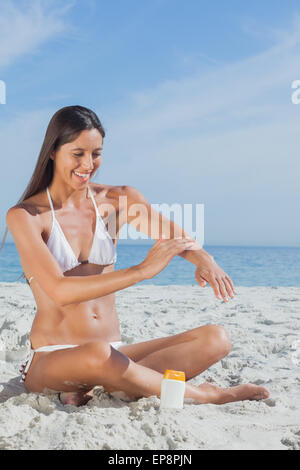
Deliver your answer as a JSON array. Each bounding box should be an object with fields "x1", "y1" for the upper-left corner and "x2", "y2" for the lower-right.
[{"x1": 50, "y1": 151, "x2": 55, "y2": 161}]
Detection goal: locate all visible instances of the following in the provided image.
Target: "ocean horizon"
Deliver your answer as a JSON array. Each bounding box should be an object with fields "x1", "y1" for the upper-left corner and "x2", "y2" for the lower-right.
[{"x1": 0, "y1": 242, "x2": 299, "y2": 286}]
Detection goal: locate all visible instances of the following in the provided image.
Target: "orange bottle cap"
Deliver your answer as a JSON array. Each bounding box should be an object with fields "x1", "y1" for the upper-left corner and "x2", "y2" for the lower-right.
[{"x1": 163, "y1": 369, "x2": 185, "y2": 381}]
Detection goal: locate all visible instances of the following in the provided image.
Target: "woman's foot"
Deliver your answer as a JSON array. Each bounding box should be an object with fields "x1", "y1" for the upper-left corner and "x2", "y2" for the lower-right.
[
  {"x1": 59, "y1": 389, "x2": 94, "y2": 407},
  {"x1": 58, "y1": 383, "x2": 270, "y2": 407},
  {"x1": 196, "y1": 382, "x2": 270, "y2": 405}
]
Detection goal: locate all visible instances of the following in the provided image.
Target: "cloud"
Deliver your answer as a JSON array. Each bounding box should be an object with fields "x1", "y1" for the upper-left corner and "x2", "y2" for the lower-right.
[
  {"x1": 107, "y1": 41, "x2": 300, "y2": 143},
  {"x1": 1, "y1": 10, "x2": 300, "y2": 245},
  {"x1": 0, "y1": 0, "x2": 74, "y2": 68},
  {"x1": 99, "y1": 16, "x2": 300, "y2": 245},
  {"x1": 102, "y1": 14, "x2": 300, "y2": 171}
]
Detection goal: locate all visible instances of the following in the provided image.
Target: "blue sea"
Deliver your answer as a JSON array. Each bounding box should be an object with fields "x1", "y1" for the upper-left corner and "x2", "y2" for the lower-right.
[{"x1": 0, "y1": 243, "x2": 299, "y2": 286}]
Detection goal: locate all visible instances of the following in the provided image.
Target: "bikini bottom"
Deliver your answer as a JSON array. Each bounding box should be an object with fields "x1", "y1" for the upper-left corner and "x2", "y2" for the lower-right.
[{"x1": 20, "y1": 340, "x2": 124, "y2": 383}]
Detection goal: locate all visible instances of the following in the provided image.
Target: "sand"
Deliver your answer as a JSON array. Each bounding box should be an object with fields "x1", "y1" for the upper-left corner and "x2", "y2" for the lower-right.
[{"x1": 0, "y1": 282, "x2": 299, "y2": 450}]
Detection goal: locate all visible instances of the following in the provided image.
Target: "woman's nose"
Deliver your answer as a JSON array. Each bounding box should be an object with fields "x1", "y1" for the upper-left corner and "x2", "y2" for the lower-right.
[{"x1": 82, "y1": 155, "x2": 94, "y2": 169}]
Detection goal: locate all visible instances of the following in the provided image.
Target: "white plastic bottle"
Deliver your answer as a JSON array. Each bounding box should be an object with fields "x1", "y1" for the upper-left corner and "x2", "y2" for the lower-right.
[{"x1": 159, "y1": 369, "x2": 186, "y2": 409}]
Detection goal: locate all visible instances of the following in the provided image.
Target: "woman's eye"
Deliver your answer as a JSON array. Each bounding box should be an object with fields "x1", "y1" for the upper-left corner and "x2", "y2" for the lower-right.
[{"x1": 73, "y1": 153, "x2": 101, "y2": 158}]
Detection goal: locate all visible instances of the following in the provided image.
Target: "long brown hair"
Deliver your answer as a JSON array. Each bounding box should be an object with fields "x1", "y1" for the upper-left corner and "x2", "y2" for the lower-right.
[{"x1": 0, "y1": 105, "x2": 106, "y2": 283}]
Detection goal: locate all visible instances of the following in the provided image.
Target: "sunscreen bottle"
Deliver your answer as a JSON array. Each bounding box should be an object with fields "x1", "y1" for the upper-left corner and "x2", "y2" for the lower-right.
[{"x1": 159, "y1": 369, "x2": 186, "y2": 409}]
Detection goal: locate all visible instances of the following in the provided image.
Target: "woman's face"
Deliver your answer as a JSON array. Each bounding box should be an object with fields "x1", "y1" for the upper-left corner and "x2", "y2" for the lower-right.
[{"x1": 52, "y1": 128, "x2": 103, "y2": 187}]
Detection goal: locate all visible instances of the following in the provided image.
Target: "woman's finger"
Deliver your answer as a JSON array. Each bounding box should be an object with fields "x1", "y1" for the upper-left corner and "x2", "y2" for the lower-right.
[
  {"x1": 223, "y1": 277, "x2": 235, "y2": 298},
  {"x1": 216, "y1": 277, "x2": 229, "y2": 302},
  {"x1": 225, "y1": 275, "x2": 236, "y2": 294},
  {"x1": 195, "y1": 271, "x2": 207, "y2": 287},
  {"x1": 207, "y1": 276, "x2": 222, "y2": 300}
]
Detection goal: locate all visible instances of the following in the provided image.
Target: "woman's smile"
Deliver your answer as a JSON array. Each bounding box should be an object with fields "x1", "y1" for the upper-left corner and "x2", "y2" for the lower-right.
[{"x1": 72, "y1": 170, "x2": 92, "y2": 181}]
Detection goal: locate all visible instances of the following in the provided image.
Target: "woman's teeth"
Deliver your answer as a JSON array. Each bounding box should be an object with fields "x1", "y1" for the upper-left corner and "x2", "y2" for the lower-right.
[{"x1": 73, "y1": 171, "x2": 90, "y2": 180}]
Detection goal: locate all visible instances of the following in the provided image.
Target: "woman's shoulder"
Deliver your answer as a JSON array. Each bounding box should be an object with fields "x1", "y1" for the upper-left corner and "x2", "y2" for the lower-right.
[
  {"x1": 6, "y1": 197, "x2": 45, "y2": 237},
  {"x1": 7, "y1": 191, "x2": 48, "y2": 238},
  {"x1": 10, "y1": 184, "x2": 133, "y2": 215},
  {"x1": 91, "y1": 183, "x2": 134, "y2": 216},
  {"x1": 12, "y1": 190, "x2": 47, "y2": 216},
  {"x1": 91, "y1": 182, "x2": 130, "y2": 200},
  {"x1": 91, "y1": 183, "x2": 149, "y2": 206}
]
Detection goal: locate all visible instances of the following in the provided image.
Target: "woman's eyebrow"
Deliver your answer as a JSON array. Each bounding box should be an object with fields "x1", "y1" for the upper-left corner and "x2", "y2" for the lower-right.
[{"x1": 71, "y1": 147, "x2": 103, "y2": 151}]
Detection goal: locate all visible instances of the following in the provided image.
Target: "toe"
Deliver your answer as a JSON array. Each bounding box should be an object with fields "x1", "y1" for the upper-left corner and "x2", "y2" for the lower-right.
[{"x1": 252, "y1": 388, "x2": 270, "y2": 401}]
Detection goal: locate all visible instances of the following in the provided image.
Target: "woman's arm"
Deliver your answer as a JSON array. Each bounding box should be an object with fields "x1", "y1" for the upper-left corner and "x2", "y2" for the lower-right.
[
  {"x1": 57, "y1": 238, "x2": 194, "y2": 306},
  {"x1": 6, "y1": 206, "x2": 191, "y2": 307},
  {"x1": 57, "y1": 267, "x2": 142, "y2": 306},
  {"x1": 123, "y1": 186, "x2": 235, "y2": 301},
  {"x1": 6, "y1": 207, "x2": 144, "y2": 306}
]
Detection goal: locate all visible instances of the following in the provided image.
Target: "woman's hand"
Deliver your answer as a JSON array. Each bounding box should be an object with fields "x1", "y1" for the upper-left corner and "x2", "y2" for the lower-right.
[
  {"x1": 195, "y1": 260, "x2": 236, "y2": 302},
  {"x1": 138, "y1": 238, "x2": 196, "y2": 280}
]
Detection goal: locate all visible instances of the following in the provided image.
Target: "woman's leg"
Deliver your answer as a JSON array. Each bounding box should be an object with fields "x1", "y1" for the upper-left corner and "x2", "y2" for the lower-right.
[
  {"x1": 55, "y1": 324, "x2": 229, "y2": 405},
  {"x1": 24, "y1": 337, "x2": 269, "y2": 406},
  {"x1": 118, "y1": 324, "x2": 270, "y2": 405},
  {"x1": 118, "y1": 324, "x2": 232, "y2": 379}
]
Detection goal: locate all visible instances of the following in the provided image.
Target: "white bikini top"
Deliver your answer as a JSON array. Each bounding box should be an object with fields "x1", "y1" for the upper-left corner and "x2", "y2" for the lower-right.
[{"x1": 45, "y1": 185, "x2": 117, "y2": 273}]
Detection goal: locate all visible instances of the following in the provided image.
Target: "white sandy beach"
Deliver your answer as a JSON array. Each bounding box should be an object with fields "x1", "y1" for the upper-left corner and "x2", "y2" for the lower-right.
[{"x1": 0, "y1": 282, "x2": 299, "y2": 450}]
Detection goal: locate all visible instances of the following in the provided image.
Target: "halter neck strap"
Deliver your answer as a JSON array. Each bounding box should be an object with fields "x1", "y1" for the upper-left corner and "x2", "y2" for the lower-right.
[
  {"x1": 87, "y1": 186, "x2": 100, "y2": 217},
  {"x1": 46, "y1": 187, "x2": 55, "y2": 215},
  {"x1": 46, "y1": 186, "x2": 99, "y2": 217}
]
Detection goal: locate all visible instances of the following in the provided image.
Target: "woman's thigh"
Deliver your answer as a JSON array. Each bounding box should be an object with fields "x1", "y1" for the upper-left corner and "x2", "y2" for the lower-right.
[
  {"x1": 24, "y1": 340, "x2": 128, "y2": 394},
  {"x1": 118, "y1": 324, "x2": 209, "y2": 363},
  {"x1": 24, "y1": 326, "x2": 213, "y2": 393}
]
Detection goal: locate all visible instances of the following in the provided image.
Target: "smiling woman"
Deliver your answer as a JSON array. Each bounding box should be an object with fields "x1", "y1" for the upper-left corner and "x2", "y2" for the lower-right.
[
  {"x1": 69, "y1": 139, "x2": 103, "y2": 182},
  {"x1": 49, "y1": 127, "x2": 103, "y2": 187},
  {"x1": 2, "y1": 104, "x2": 269, "y2": 407}
]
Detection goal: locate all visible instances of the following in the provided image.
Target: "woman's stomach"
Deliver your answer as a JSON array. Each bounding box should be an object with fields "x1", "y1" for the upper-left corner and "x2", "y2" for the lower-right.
[
  {"x1": 29, "y1": 263, "x2": 121, "y2": 348},
  {"x1": 30, "y1": 294, "x2": 121, "y2": 348}
]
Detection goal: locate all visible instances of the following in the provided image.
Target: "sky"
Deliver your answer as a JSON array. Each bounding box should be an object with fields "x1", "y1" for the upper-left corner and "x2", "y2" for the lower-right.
[{"x1": 0, "y1": 0, "x2": 300, "y2": 246}]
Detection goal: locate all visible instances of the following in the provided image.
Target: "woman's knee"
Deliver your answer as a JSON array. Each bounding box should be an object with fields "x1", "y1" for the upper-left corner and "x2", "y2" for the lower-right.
[
  {"x1": 82, "y1": 340, "x2": 112, "y2": 371},
  {"x1": 203, "y1": 324, "x2": 232, "y2": 358},
  {"x1": 82, "y1": 341, "x2": 131, "y2": 387}
]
